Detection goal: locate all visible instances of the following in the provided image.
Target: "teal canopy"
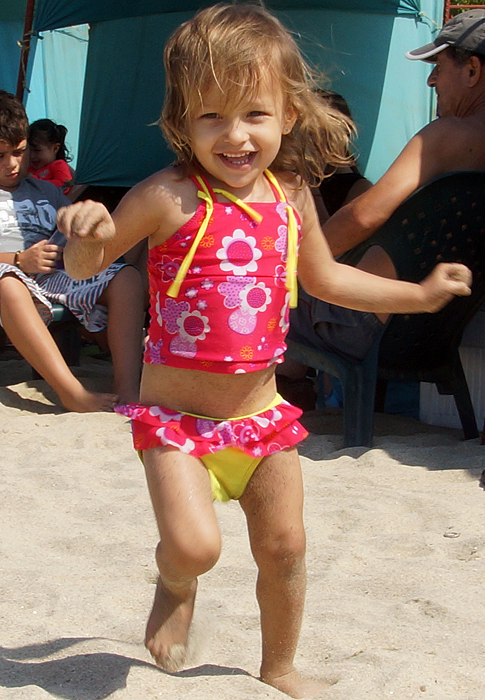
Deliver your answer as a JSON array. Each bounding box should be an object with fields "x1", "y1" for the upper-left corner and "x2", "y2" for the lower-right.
[
  {"x1": 72, "y1": 0, "x2": 442, "y2": 186},
  {"x1": 31, "y1": 0, "x2": 422, "y2": 32},
  {"x1": 1, "y1": 0, "x2": 28, "y2": 22},
  {"x1": 3, "y1": 0, "x2": 443, "y2": 186},
  {"x1": 0, "y1": 1, "x2": 88, "y2": 167}
]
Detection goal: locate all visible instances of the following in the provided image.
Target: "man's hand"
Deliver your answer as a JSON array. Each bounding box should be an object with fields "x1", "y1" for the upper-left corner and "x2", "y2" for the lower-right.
[
  {"x1": 18, "y1": 240, "x2": 62, "y2": 275},
  {"x1": 57, "y1": 200, "x2": 115, "y2": 242},
  {"x1": 420, "y1": 262, "x2": 472, "y2": 312}
]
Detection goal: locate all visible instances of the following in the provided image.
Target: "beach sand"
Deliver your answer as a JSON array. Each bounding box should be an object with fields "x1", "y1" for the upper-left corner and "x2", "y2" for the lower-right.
[{"x1": 1, "y1": 354, "x2": 484, "y2": 700}]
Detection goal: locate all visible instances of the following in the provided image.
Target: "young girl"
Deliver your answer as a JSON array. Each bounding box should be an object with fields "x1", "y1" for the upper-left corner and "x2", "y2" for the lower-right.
[
  {"x1": 59, "y1": 4, "x2": 471, "y2": 697},
  {"x1": 28, "y1": 119, "x2": 73, "y2": 192}
]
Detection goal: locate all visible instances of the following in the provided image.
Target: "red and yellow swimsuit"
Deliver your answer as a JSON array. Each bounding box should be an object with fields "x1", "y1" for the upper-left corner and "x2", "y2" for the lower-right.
[{"x1": 115, "y1": 170, "x2": 308, "y2": 499}]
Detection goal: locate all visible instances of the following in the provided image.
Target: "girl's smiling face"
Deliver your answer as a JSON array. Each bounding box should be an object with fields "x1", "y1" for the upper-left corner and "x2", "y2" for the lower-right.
[
  {"x1": 29, "y1": 139, "x2": 59, "y2": 169},
  {"x1": 187, "y1": 77, "x2": 295, "y2": 196}
]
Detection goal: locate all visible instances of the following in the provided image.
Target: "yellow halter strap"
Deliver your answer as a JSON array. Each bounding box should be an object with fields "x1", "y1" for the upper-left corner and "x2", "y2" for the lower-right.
[
  {"x1": 167, "y1": 170, "x2": 298, "y2": 308},
  {"x1": 264, "y1": 170, "x2": 298, "y2": 308}
]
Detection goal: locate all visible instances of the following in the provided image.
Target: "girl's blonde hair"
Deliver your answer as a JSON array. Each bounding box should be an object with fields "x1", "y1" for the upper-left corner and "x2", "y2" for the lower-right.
[{"x1": 161, "y1": 2, "x2": 354, "y2": 185}]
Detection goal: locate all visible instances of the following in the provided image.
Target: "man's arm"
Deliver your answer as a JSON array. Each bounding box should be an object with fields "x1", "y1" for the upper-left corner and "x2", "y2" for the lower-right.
[{"x1": 323, "y1": 118, "x2": 461, "y2": 257}]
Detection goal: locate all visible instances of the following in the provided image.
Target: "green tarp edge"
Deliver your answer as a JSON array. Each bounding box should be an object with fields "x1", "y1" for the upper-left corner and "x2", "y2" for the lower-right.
[{"x1": 32, "y1": 0, "x2": 421, "y2": 32}]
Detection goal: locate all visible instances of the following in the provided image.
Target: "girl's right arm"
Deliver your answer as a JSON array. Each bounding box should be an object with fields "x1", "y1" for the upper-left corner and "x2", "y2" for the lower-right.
[
  {"x1": 58, "y1": 169, "x2": 188, "y2": 279},
  {"x1": 293, "y1": 182, "x2": 471, "y2": 315}
]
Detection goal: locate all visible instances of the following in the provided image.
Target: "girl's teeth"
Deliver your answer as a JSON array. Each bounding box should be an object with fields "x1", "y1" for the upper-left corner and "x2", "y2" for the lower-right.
[{"x1": 222, "y1": 152, "x2": 252, "y2": 165}]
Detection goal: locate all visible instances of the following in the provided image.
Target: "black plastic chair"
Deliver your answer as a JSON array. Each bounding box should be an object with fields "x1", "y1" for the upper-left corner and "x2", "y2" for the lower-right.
[{"x1": 287, "y1": 171, "x2": 485, "y2": 446}]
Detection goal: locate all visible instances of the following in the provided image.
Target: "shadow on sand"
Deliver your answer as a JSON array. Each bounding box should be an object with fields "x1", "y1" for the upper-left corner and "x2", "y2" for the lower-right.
[{"x1": 0, "y1": 638, "x2": 250, "y2": 699}]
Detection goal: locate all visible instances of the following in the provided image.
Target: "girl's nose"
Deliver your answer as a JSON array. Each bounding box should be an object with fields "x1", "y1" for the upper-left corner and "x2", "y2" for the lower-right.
[{"x1": 224, "y1": 119, "x2": 247, "y2": 144}]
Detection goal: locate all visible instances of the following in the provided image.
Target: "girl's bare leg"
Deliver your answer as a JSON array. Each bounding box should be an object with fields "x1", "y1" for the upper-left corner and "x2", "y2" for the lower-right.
[
  {"x1": 240, "y1": 448, "x2": 331, "y2": 699},
  {"x1": 0, "y1": 275, "x2": 116, "y2": 412},
  {"x1": 97, "y1": 265, "x2": 145, "y2": 404},
  {"x1": 142, "y1": 446, "x2": 221, "y2": 671}
]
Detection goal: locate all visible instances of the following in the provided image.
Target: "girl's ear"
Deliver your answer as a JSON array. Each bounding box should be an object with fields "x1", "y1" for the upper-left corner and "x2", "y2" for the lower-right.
[{"x1": 282, "y1": 108, "x2": 297, "y2": 135}]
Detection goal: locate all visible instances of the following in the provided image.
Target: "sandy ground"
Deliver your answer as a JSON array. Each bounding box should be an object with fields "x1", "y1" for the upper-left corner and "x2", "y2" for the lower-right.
[{"x1": 1, "y1": 354, "x2": 485, "y2": 700}]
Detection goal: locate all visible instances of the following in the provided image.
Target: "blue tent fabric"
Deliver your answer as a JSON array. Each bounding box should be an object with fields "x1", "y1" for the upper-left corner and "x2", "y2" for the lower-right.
[
  {"x1": 24, "y1": 26, "x2": 89, "y2": 167},
  {"x1": 0, "y1": 22, "x2": 24, "y2": 94},
  {"x1": 74, "y1": 1, "x2": 442, "y2": 187},
  {"x1": 1, "y1": 0, "x2": 28, "y2": 22},
  {"x1": 3, "y1": 0, "x2": 443, "y2": 186},
  {"x1": 32, "y1": 0, "x2": 422, "y2": 32},
  {"x1": 0, "y1": 13, "x2": 88, "y2": 168}
]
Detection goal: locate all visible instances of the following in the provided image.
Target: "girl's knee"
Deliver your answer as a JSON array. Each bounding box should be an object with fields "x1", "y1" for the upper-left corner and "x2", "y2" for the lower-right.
[
  {"x1": 253, "y1": 526, "x2": 306, "y2": 574},
  {"x1": 155, "y1": 529, "x2": 221, "y2": 581},
  {"x1": 0, "y1": 273, "x2": 25, "y2": 296}
]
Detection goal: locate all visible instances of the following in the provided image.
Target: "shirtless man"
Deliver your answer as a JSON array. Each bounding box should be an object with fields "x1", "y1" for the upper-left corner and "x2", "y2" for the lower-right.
[
  {"x1": 278, "y1": 10, "x2": 485, "y2": 407},
  {"x1": 325, "y1": 9, "x2": 485, "y2": 257}
]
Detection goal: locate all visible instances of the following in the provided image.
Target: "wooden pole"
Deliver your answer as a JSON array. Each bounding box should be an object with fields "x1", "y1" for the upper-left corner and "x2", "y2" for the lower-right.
[
  {"x1": 445, "y1": 3, "x2": 485, "y2": 23},
  {"x1": 16, "y1": 0, "x2": 37, "y2": 102},
  {"x1": 443, "y1": 0, "x2": 452, "y2": 23}
]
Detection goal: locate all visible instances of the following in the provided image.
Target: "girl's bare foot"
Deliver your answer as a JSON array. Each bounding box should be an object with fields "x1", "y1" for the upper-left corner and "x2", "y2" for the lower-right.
[
  {"x1": 261, "y1": 669, "x2": 335, "y2": 699},
  {"x1": 145, "y1": 577, "x2": 197, "y2": 672}
]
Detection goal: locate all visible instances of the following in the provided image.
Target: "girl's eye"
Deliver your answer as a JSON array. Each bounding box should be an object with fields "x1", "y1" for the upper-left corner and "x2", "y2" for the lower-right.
[
  {"x1": 248, "y1": 111, "x2": 266, "y2": 118},
  {"x1": 200, "y1": 113, "x2": 219, "y2": 119}
]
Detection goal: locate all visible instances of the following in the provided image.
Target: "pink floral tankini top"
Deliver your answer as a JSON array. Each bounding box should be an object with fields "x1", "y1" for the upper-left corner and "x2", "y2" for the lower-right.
[{"x1": 144, "y1": 169, "x2": 301, "y2": 374}]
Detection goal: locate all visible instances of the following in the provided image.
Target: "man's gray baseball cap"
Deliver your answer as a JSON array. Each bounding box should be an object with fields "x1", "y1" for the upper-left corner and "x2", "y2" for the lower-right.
[{"x1": 406, "y1": 9, "x2": 485, "y2": 61}]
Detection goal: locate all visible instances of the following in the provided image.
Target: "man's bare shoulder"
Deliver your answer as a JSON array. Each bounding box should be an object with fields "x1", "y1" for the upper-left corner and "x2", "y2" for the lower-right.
[{"x1": 417, "y1": 113, "x2": 485, "y2": 170}]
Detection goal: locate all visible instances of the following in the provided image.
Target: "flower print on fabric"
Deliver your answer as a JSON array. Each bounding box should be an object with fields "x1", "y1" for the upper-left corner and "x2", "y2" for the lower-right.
[
  {"x1": 177, "y1": 309, "x2": 210, "y2": 342},
  {"x1": 219, "y1": 276, "x2": 272, "y2": 336},
  {"x1": 279, "y1": 290, "x2": 291, "y2": 334},
  {"x1": 155, "y1": 425, "x2": 195, "y2": 453},
  {"x1": 240, "y1": 282, "x2": 271, "y2": 316},
  {"x1": 116, "y1": 397, "x2": 308, "y2": 463},
  {"x1": 143, "y1": 170, "x2": 303, "y2": 373},
  {"x1": 149, "y1": 406, "x2": 184, "y2": 422},
  {"x1": 275, "y1": 224, "x2": 288, "y2": 263},
  {"x1": 159, "y1": 296, "x2": 210, "y2": 359},
  {"x1": 154, "y1": 255, "x2": 182, "y2": 282},
  {"x1": 216, "y1": 229, "x2": 262, "y2": 275},
  {"x1": 274, "y1": 263, "x2": 287, "y2": 289},
  {"x1": 239, "y1": 210, "x2": 258, "y2": 229},
  {"x1": 146, "y1": 337, "x2": 164, "y2": 364},
  {"x1": 274, "y1": 203, "x2": 301, "y2": 264}
]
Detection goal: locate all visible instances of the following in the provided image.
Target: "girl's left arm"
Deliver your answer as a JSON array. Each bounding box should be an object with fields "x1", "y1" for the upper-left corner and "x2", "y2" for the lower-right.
[
  {"x1": 59, "y1": 177, "x2": 163, "y2": 279},
  {"x1": 294, "y1": 185, "x2": 471, "y2": 314}
]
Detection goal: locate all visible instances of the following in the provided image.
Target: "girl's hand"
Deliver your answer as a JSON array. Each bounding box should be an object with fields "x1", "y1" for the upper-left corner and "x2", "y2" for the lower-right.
[
  {"x1": 57, "y1": 200, "x2": 115, "y2": 241},
  {"x1": 419, "y1": 263, "x2": 472, "y2": 312},
  {"x1": 18, "y1": 240, "x2": 62, "y2": 275}
]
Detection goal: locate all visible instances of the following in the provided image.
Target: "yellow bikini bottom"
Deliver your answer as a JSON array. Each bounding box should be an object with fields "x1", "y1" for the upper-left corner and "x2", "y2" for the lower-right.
[{"x1": 128, "y1": 394, "x2": 307, "y2": 502}]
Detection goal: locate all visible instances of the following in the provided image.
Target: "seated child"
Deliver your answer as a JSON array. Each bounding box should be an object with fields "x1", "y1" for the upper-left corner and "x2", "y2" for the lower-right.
[
  {"x1": 28, "y1": 118, "x2": 73, "y2": 192},
  {"x1": 0, "y1": 90, "x2": 144, "y2": 410}
]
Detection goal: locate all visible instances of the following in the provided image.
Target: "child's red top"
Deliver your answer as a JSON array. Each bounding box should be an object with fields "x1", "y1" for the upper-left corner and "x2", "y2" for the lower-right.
[
  {"x1": 28, "y1": 159, "x2": 72, "y2": 191},
  {"x1": 143, "y1": 170, "x2": 300, "y2": 374}
]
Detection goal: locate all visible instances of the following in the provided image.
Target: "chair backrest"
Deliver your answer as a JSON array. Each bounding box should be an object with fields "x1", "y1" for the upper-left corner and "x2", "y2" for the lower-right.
[{"x1": 343, "y1": 171, "x2": 485, "y2": 373}]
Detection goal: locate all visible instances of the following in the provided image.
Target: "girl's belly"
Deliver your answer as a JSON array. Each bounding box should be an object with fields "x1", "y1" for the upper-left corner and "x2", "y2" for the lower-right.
[{"x1": 139, "y1": 363, "x2": 277, "y2": 418}]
